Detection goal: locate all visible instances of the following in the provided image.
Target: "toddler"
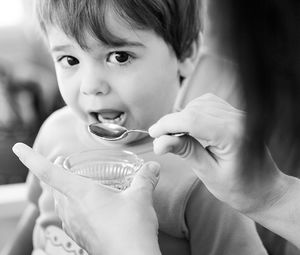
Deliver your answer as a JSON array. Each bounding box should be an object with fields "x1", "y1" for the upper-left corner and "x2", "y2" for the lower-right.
[{"x1": 6, "y1": 1, "x2": 267, "y2": 255}]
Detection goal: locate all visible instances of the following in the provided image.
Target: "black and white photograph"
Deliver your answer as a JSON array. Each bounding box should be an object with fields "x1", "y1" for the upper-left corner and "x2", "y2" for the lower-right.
[{"x1": 0, "y1": 1, "x2": 299, "y2": 255}]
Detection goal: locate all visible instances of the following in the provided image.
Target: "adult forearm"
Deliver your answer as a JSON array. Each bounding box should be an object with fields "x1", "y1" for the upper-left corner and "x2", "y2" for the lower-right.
[{"x1": 246, "y1": 174, "x2": 300, "y2": 249}]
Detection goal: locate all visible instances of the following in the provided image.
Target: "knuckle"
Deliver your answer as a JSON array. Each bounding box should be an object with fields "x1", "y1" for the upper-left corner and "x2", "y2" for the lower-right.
[
  {"x1": 157, "y1": 113, "x2": 172, "y2": 125},
  {"x1": 184, "y1": 109, "x2": 200, "y2": 127},
  {"x1": 39, "y1": 164, "x2": 57, "y2": 185},
  {"x1": 201, "y1": 93, "x2": 215, "y2": 100},
  {"x1": 39, "y1": 169, "x2": 51, "y2": 184}
]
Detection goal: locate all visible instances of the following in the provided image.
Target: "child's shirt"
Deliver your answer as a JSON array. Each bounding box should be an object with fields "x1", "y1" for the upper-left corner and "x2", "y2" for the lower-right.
[{"x1": 28, "y1": 107, "x2": 267, "y2": 255}]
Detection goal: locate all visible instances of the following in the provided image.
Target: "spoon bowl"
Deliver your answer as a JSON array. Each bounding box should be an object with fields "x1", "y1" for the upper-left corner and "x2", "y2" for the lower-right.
[{"x1": 88, "y1": 122, "x2": 186, "y2": 141}]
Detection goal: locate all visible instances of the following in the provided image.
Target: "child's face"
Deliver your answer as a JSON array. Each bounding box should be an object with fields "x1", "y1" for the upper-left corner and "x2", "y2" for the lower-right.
[{"x1": 47, "y1": 15, "x2": 191, "y2": 143}]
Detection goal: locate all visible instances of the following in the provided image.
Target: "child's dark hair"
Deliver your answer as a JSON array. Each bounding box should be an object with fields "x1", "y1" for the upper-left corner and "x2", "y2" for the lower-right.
[{"x1": 35, "y1": 0, "x2": 201, "y2": 61}]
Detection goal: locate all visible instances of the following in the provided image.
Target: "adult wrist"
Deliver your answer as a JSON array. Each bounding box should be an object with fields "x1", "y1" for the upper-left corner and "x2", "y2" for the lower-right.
[
  {"x1": 245, "y1": 174, "x2": 300, "y2": 248},
  {"x1": 234, "y1": 149, "x2": 288, "y2": 215},
  {"x1": 244, "y1": 171, "x2": 291, "y2": 216}
]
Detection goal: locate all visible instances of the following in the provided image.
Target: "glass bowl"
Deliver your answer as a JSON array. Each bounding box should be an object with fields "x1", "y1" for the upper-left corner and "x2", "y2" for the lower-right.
[{"x1": 63, "y1": 149, "x2": 143, "y2": 190}]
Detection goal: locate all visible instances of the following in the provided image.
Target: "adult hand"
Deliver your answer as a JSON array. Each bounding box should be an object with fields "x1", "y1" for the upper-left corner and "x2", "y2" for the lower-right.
[
  {"x1": 149, "y1": 94, "x2": 287, "y2": 214},
  {"x1": 12, "y1": 143, "x2": 162, "y2": 255}
]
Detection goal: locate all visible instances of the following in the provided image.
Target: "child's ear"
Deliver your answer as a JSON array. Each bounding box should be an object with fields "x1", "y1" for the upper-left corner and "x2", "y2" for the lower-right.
[{"x1": 178, "y1": 33, "x2": 202, "y2": 78}]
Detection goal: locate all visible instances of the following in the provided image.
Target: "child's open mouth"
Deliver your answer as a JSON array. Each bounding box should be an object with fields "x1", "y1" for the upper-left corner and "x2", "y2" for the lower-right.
[{"x1": 90, "y1": 110, "x2": 126, "y2": 126}]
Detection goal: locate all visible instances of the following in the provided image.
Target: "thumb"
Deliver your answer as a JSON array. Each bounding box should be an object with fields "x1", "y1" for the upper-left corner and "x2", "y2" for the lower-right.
[
  {"x1": 130, "y1": 161, "x2": 160, "y2": 193},
  {"x1": 54, "y1": 156, "x2": 65, "y2": 166}
]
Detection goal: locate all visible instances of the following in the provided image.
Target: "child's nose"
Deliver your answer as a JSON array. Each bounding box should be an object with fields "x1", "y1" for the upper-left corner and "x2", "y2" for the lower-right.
[{"x1": 80, "y1": 76, "x2": 111, "y2": 96}]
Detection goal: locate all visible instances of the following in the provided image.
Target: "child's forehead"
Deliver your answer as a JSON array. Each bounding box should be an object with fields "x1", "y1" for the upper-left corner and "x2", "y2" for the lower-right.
[
  {"x1": 47, "y1": 23, "x2": 159, "y2": 53},
  {"x1": 46, "y1": 10, "x2": 156, "y2": 49},
  {"x1": 37, "y1": 0, "x2": 201, "y2": 61}
]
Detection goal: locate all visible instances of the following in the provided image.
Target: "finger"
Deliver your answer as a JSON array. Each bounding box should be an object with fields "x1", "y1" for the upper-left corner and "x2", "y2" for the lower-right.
[
  {"x1": 12, "y1": 143, "x2": 95, "y2": 198},
  {"x1": 130, "y1": 161, "x2": 160, "y2": 194},
  {"x1": 53, "y1": 194, "x2": 61, "y2": 217},
  {"x1": 53, "y1": 189, "x2": 66, "y2": 215},
  {"x1": 195, "y1": 93, "x2": 235, "y2": 107},
  {"x1": 149, "y1": 112, "x2": 183, "y2": 137},
  {"x1": 149, "y1": 111, "x2": 212, "y2": 141},
  {"x1": 188, "y1": 95, "x2": 245, "y2": 116},
  {"x1": 155, "y1": 135, "x2": 218, "y2": 178},
  {"x1": 149, "y1": 93, "x2": 244, "y2": 139},
  {"x1": 12, "y1": 143, "x2": 68, "y2": 190},
  {"x1": 152, "y1": 135, "x2": 184, "y2": 155},
  {"x1": 152, "y1": 135, "x2": 208, "y2": 156},
  {"x1": 150, "y1": 108, "x2": 241, "y2": 146}
]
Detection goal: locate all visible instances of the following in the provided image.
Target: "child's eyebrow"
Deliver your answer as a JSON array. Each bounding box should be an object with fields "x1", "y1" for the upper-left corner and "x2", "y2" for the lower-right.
[
  {"x1": 112, "y1": 39, "x2": 145, "y2": 48},
  {"x1": 50, "y1": 40, "x2": 145, "y2": 52},
  {"x1": 97, "y1": 37, "x2": 146, "y2": 49},
  {"x1": 51, "y1": 45, "x2": 73, "y2": 52}
]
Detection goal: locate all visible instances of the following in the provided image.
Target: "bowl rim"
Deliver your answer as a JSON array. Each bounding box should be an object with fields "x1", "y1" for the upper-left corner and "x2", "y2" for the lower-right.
[{"x1": 62, "y1": 148, "x2": 144, "y2": 170}]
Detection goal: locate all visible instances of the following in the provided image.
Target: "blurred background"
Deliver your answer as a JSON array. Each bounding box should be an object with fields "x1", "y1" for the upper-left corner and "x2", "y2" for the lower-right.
[
  {"x1": 0, "y1": 1, "x2": 64, "y2": 249},
  {"x1": 0, "y1": 0, "x2": 64, "y2": 185}
]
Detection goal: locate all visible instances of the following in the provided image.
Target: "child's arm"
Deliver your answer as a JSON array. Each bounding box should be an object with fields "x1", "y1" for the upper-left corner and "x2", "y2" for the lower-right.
[
  {"x1": 0, "y1": 203, "x2": 39, "y2": 255},
  {"x1": 1, "y1": 173, "x2": 42, "y2": 255}
]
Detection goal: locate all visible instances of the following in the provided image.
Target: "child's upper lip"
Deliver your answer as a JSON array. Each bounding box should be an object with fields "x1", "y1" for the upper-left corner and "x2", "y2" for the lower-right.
[{"x1": 88, "y1": 108, "x2": 123, "y2": 116}]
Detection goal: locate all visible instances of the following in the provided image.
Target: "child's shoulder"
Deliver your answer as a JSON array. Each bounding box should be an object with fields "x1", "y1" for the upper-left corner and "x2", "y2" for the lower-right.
[
  {"x1": 33, "y1": 106, "x2": 80, "y2": 155},
  {"x1": 42, "y1": 106, "x2": 77, "y2": 130}
]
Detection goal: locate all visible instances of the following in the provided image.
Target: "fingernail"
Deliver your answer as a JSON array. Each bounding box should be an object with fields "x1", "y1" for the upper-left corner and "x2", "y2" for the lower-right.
[
  {"x1": 12, "y1": 143, "x2": 21, "y2": 157},
  {"x1": 148, "y1": 162, "x2": 160, "y2": 177},
  {"x1": 148, "y1": 124, "x2": 157, "y2": 136},
  {"x1": 54, "y1": 156, "x2": 65, "y2": 166}
]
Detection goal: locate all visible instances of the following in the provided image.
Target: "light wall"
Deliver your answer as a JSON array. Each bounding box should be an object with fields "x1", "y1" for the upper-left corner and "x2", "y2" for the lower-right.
[{"x1": 0, "y1": 1, "x2": 59, "y2": 112}]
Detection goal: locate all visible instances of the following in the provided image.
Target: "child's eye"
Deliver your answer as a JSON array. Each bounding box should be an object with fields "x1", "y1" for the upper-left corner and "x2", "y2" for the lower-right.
[
  {"x1": 58, "y1": 56, "x2": 79, "y2": 68},
  {"x1": 107, "y1": 52, "x2": 132, "y2": 65}
]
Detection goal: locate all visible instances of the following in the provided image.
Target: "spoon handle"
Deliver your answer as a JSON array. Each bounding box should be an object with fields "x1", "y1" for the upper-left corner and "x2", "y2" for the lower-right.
[
  {"x1": 127, "y1": 129, "x2": 149, "y2": 135},
  {"x1": 129, "y1": 129, "x2": 187, "y2": 137}
]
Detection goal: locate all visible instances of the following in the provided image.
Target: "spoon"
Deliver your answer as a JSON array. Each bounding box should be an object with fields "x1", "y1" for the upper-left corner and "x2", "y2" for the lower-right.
[{"x1": 88, "y1": 122, "x2": 187, "y2": 141}]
